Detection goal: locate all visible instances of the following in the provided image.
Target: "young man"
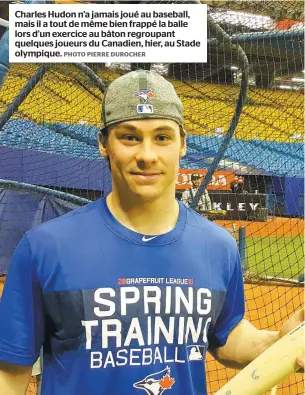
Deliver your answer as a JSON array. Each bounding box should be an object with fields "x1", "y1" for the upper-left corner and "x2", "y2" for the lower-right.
[
  {"x1": 0, "y1": 70, "x2": 303, "y2": 395},
  {"x1": 181, "y1": 173, "x2": 212, "y2": 212}
]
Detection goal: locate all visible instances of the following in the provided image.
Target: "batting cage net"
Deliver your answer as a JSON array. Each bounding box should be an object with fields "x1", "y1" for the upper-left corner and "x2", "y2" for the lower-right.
[{"x1": 0, "y1": 1, "x2": 304, "y2": 395}]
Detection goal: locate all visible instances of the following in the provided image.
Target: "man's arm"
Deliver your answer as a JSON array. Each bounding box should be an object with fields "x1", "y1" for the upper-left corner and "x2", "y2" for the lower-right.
[
  {"x1": 210, "y1": 308, "x2": 305, "y2": 370},
  {"x1": 0, "y1": 235, "x2": 45, "y2": 394},
  {"x1": 0, "y1": 361, "x2": 32, "y2": 395},
  {"x1": 209, "y1": 319, "x2": 280, "y2": 370}
]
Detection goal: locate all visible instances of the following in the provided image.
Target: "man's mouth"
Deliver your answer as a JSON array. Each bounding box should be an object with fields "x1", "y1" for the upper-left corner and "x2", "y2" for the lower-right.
[
  {"x1": 130, "y1": 172, "x2": 162, "y2": 182},
  {"x1": 131, "y1": 172, "x2": 161, "y2": 176}
]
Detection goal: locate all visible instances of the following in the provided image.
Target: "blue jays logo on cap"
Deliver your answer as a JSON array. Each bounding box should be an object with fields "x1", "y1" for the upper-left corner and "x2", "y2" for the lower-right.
[{"x1": 134, "y1": 89, "x2": 155, "y2": 103}]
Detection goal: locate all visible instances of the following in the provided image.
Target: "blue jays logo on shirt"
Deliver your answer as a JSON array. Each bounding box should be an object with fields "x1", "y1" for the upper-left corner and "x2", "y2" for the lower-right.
[
  {"x1": 134, "y1": 89, "x2": 155, "y2": 103},
  {"x1": 133, "y1": 366, "x2": 175, "y2": 395}
]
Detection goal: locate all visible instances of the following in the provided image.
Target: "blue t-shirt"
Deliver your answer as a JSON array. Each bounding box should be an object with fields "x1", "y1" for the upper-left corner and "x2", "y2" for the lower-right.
[{"x1": 0, "y1": 198, "x2": 244, "y2": 395}]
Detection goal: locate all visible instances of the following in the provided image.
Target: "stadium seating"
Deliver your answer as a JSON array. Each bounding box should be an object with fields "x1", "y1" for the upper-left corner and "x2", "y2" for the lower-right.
[
  {"x1": 0, "y1": 67, "x2": 303, "y2": 177},
  {"x1": 186, "y1": 135, "x2": 303, "y2": 177},
  {"x1": 1, "y1": 66, "x2": 302, "y2": 143},
  {"x1": 0, "y1": 120, "x2": 100, "y2": 160},
  {"x1": 0, "y1": 119, "x2": 302, "y2": 177},
  {"x1": 168, "y1": 80, "x2": 303, "y2": 143},
  {"x1": 0, "y1": 65, "x2": 101, "y2": 125}
]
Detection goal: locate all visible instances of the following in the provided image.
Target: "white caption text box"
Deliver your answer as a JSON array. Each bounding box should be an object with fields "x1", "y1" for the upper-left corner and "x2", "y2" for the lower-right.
[{"x1": 9, "y1": 4, "x2": 207, "y2": 63}]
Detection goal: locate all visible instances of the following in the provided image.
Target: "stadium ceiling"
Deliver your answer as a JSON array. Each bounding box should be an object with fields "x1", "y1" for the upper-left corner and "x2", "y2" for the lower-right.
[
  {"x1": 222, "y1": 1, "x2": 304, "y2": 22},
  {"x1": 204, "y1": 1, "x2": 304, "y2": 89}
]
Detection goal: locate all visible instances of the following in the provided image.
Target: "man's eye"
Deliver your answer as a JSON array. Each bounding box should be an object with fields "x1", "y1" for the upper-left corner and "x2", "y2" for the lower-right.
[
  {"x1": 156, "y1": 135, "x2": 170, "y2": 142},
  {"x1": 123, "y1": 135, "x2": 138, "y2": 141}
]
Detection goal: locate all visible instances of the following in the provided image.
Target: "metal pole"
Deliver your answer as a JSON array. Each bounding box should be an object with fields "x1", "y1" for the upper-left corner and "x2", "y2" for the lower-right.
[
  {"x1": 0, "y1": 19, "x2": 9, "y2": 29},
  {"x1": 0, "y1": 65, "x2": 49, "y2": 130},
  {"x1": 238, "y1": 226, "x2": 247, "y2": 270}
]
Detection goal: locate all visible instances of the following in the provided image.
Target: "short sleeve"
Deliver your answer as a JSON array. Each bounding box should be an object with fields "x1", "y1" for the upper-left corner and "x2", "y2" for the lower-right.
[
  {"x1": 0, "y1": 234, "x2": 44, "y2": 365},
  {"x1": 208, "y1": 254, "x2": 245, "y2": 349}
]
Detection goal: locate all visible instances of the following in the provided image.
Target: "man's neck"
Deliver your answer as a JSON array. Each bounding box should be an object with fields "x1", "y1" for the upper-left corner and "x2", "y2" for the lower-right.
[{"x1": 106, "y1": 189, "x2": 179, "y2": 236}]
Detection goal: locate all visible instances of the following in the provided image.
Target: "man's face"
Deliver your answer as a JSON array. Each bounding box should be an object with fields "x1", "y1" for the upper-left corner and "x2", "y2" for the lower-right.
[
  {"x1": 192, "y1": 178, "x2": 201, "y2": 188},
  {"x1": 99, "y1": 119, "x2": 186, "y2": 201}
]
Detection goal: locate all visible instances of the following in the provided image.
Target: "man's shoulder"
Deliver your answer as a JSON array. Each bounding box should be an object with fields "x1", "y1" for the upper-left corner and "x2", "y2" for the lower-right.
[
  {"x1": 27, "y1": 198, "x2": 101, "y2": 239},
  {"x1": 185, "y1": 208, "x2": 236, "y2": 248}
]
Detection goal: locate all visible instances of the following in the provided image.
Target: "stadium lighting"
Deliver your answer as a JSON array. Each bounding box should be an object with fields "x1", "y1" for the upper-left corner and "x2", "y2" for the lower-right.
[
  {"x1": 292, "y1": 78, "x2": 305, "y2": 82},
  {"x1": 278, "y1": 85, "x2": 293, "y2": 90},
  {"x1": 210, "y1": 10, "x2": 274, "y2": 30},
  {"x1": 291, "y1": 134, "x2": 302, "y2": 140}
]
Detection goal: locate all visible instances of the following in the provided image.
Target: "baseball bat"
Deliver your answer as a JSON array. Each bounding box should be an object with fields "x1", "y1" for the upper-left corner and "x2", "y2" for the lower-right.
[{"x1": 214, "y1": 321, "x2": 304, "y2": 395}]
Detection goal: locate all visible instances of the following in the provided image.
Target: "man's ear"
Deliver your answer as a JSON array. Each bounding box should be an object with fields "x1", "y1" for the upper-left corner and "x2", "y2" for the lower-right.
[
  {"x1": 180, "y1": 134, "x2": 187, "y2": 158},
  {"x1": 98, "y1": 131, "x2": 108, "y2": 158}
]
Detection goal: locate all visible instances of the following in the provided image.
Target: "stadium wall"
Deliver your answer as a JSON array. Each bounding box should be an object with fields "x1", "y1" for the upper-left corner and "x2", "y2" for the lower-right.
[
  {"x1": 0, "y1": 190, "x2": 79, "y2": 274},
  {"x1": 284, "y1": 177, "x2": 304, "y2": 217},
  {"x1": 0, "y1": 145, "x2": 111, "y2": 193}
]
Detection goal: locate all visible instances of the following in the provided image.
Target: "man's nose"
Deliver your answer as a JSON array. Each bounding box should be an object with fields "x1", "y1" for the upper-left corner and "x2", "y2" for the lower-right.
[{"x1": 135, "y1": 141, "x2": 158, "y2": 165}]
